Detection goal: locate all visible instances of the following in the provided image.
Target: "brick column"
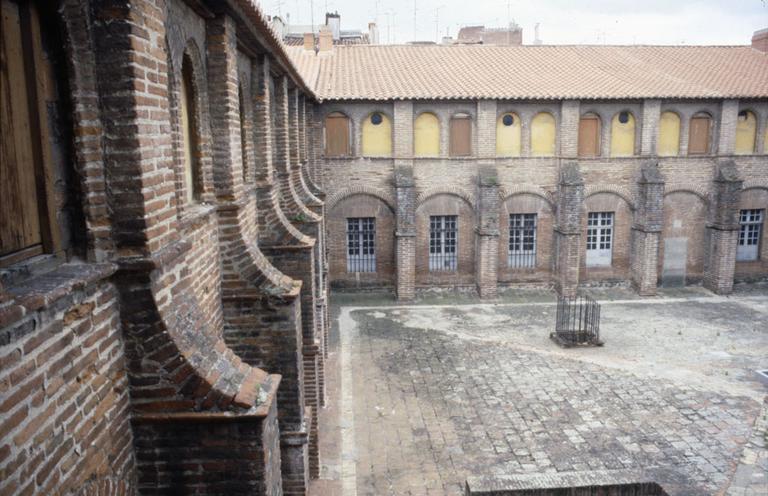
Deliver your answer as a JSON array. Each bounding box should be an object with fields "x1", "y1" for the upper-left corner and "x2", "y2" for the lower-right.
[
  {"x1": 704, "y1": 160, "x2": 742, "y2": 294},
  {"x1": 631, "y1": 161, "x2": 664, "y2": 295},
  {"x1": 717, "y1": 99, "x2": 740, "y2": 155},
  {"x1": 560, "y1": 100, "x2": 580, "y2": 158},
  {"x1": 641, "y1": 99, "x2": 661, "y2": 156},
  {"x1": 554, "y1": 162, "x2": 585, "y2": 297},
  {"x1": 476, "y1": 165, "x2": 500, "y2": 298}
]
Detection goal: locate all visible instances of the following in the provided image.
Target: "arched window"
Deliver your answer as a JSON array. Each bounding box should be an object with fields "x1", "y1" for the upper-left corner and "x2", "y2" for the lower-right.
[
  {"x1": 610, "y1": 110, "x2": 636, "y2": 157},
  {"x1": 735, "y1": 110, "x2": 757, "y2": 155},
  {"x1": 531, "y1": 112, "x2": 556, "y2": 156},
  {"x1": 325, "y1": 112, "x2": 350, "y2": 157},
  {"x1": 688, "y1": 112, "x2": 712, "y2": 155},
  {"x1": 180, "y1": 54, "x2": 202, "y2": 203},
  {"x1": 414, "y1": 112, "x2": 439, "y2": 157},
  {"x1": 239, "y1": 86, "x2": 248, "y2": 181},
  {"x1": 496, "y1": 112, "x2": 521, "y2": 157},
  {"x1": 578, "y1": 113, "x2": 601, "y2": 157},
  {"x1": 449, "y1": 113, "x2": 472, "y2": 157},
  {"x1": 658, "y1": 111, "x2": 681, "y2": 156},
  {"x1": 361, "y1": 112, "x2": 392, "y2": 157}
]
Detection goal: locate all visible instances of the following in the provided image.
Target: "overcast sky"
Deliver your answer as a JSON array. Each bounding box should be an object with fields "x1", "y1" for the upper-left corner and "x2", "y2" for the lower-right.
[{"x1": 259, "y1": 0, "x2": 768, "y2": 45}]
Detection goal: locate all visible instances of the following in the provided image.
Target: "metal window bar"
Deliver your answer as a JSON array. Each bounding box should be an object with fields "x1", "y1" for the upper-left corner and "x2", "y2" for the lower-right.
[
  {"x1": 429, "y1": 215, "x2": 458, "y2": 271},
  {"x1": 509, "y1": 213, "x2": 537, "y2": 268},
  {"x1": 346, "y1": 217, "x2": 376, "y2": 272},
  {"x1": 552, "y1": 295, "x2": 603, "y2": 347}
]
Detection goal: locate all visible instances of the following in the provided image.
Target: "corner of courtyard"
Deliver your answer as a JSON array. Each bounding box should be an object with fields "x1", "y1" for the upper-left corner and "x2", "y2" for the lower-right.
[{"x1": 310, "y1": 283, "x2": 768, "y2": 495}]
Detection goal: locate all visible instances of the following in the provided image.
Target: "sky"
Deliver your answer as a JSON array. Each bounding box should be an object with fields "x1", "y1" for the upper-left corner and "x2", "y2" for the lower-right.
[{"x1": 258, "y1": 0, "x2": 768, "y2": 45}]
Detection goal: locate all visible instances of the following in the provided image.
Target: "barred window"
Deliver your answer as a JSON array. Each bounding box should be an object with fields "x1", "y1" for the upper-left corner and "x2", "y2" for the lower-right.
[
  {"x1": 586, "y1": 212, "x2": 614, "y2": 267},
  {"x1": 429, "y1": 215, "x2": 458, "y2": 272},
  {"x1": 509, "y1": 214, "x2": 537, "y2": 268},
  {"x1": 347, "y1": 218, "x2": 376, "y2": 272},
  {"x1": 737, "y1": 209, "x2": 763, "y2": 262}
]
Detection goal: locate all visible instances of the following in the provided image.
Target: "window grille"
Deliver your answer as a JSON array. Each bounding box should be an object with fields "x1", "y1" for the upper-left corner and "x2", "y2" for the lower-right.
[
  {"x1": 586, "y1": 212, "x2": 614, "y2": 267},
  {"x1": 429, "y1": 215, "x2": 458, "y2": 271},
  {"x1": 509, "y1": 213, "x2": 537, "y2": 268},
  {"x1": 346, "y1": 218, "x2": 376, "y2": 272},
  {"x1": 737, "y1": 209, "x2": 763, "y2": 262}
]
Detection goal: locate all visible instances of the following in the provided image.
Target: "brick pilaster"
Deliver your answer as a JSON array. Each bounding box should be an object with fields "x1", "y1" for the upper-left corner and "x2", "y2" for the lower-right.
[
  {"x1": 476, "y1": 100, "x2": 496, "y2": 158},
  {"x1": 631, "y1": 161, "x2": 665, "y2": 295},
  {"x1": 395, "y1": 166, "x2": 416, "y2": 300},
  {"x1": 704, "y1": 160, "x2": 742, "y2": 294},
  {"x1": 554, "y1": 162, "x2": 585, "y2": 297},
  {"x1": 476, "y1": 165, "x2": 499, "y2": 298},
  {"x1": 717, "y1": 99, "x2": 740, "y2": 155},
  {"x1": 91, "y1": 2, "x2": 282, "y2": 492},
  {"x1": 251, "y1": 56, "x2": 322, "y2": 480},
  {"x1": 394, "y1": 100, "x2": 414, "y2": 158},
  {"x1": 641, "y1": 99, "x2": 661, "y2": 156},
  {"x1": 559, "y1": 100, "x2": 580, "y2": 158}
]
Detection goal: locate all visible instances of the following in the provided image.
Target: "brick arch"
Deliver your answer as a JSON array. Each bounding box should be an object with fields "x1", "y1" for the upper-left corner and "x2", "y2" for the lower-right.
[
  {"x1": 664, "y1": 184, "x2": 710, "y2": 205},
  {"x1": 327, "y1": 186, "x2": 396, "y2": 213},
  {"x1": 499, "y1": 185, "x2": 555, "y2": 208},
  {"x1": 584, "y1": 184, "x2": 635, "y2": 210},
  {"x1": 416, "y1": 186, "x2": 476, "y2": 211},
  {"x1": 742, "y1": 180, "x2": 768, "y2": 193}
]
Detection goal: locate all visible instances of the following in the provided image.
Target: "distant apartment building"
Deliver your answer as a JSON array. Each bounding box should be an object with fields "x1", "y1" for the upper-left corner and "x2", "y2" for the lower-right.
[{"x1": 272, "y1": 11, "x2": 379, "y2": 49}]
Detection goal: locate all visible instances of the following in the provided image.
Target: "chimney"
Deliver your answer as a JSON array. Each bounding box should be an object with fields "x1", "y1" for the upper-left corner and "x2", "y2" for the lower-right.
[
  {"x1": 318, "y1": 27, "x2": 333, "y2": 52},
  {"x1": 752, "y1": 28, "x2": 768, "y2": 52},
  {"x1": 325, "y1": 11, "x2": 341, "y2": 41},
  {"x1": 368, "y1": 22, "x2": 379, "y2": 45},
  {"x1": 303, "y1": 33, "x2": 315, "y2": 51},
  {"x1": 271, "y1": 16, "x2": 285, "y2": 39}
]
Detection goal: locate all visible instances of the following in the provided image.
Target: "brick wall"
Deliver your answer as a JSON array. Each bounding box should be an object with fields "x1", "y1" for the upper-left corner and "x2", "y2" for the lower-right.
[
  {"x1": 320, "y1": 98, "x2": 768, "y2": 296},
  {"x1": 0, "y1": 266, "x2": 135, "y2": 495}
]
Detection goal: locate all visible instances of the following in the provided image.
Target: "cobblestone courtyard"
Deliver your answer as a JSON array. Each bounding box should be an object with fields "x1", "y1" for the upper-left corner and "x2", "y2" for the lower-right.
[{"x1": 311, "y1": 287, "x2": 768, "y2": 496}]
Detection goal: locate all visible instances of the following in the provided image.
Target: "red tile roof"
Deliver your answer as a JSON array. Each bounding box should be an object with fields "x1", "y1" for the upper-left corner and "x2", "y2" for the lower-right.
[{"x1": 286, "y1": 44, "x2": 768, "y2": 102}]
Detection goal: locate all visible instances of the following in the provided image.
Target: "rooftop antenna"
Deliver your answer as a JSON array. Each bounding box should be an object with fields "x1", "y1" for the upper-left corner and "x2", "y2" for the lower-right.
[
  {"x1": 274, "y1": 0, "x2": 285, "y2": 17},
  {"x1": 413, "y1": 0, "x2": 417, "y2": 41}
]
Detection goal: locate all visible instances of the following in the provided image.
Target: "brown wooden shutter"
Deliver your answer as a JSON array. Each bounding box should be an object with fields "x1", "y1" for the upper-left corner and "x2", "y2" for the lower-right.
[
  {"x1": 325, "y1": 115, "x2": 350, "y2": 157},
  {"x1": 1, "y1": 0, "x2": 43, "y2": 262},
  {"x1": 578, "y1": 116, "x2": 600, "y2": 157},
  {"x1": 449, "y1": 117, "x2": 471, "y2": 156},
  {"x1": 688, "y1": 116, "x2": 711, "y2": 155}
]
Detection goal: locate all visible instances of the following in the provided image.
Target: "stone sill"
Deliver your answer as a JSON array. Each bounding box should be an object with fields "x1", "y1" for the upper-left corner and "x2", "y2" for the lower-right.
[
  {"x1": 465, "y1": 470, "x2": 675, "y2": 495},
  {"x1": 1, "y1": 261, "x2": 116, "y2": 330},
  {"x1": 132, "y1": 374, "x2": 281, "y2": 422}
]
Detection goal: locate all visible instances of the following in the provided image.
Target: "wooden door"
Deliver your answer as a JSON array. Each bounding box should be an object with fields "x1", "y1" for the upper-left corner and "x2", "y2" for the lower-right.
[
  {"x1": 578, "y1": 116, "x2": 600, "y2": 157},
  {"x1": 325, "y1": 114, "x2": 350, "y2": 157},
  {"x1": 688, "y1": 116, "x2": 711, "y2": 155},
  {"x1": 449, "y1": 117, "x2": 471, "y2": 156},
  {"x1": 1, "y1": 0, "x2": 42, "y2": 261}
]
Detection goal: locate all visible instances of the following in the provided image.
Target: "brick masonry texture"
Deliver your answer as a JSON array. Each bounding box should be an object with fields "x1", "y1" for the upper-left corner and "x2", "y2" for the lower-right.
[
  {"x1": 319, "y1": 98, "x2": 768, "y2": 297},
  {"x1": 1, "y1": 0, "x2": 326, "y2": 495}
]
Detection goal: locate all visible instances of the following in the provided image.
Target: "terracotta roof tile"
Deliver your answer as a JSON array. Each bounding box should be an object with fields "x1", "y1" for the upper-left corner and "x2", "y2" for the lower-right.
[{"x1": 286, "y1": 44, "x2": 768, "y2": 101}]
